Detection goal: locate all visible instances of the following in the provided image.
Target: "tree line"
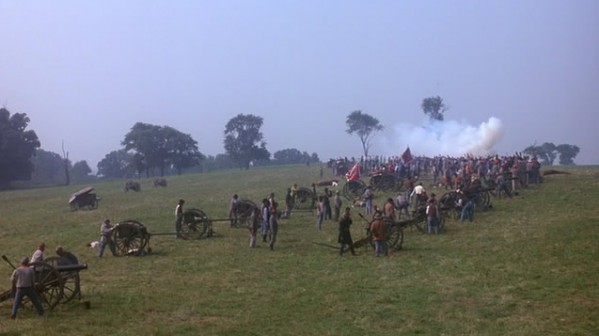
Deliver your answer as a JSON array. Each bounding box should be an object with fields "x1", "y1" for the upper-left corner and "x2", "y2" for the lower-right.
[
  {"x1": 0, "y1": 109, "x2": 319, "y2": 188},
  {"x1": 0, "y1": 99, "x2": 581, "y2": 189}
]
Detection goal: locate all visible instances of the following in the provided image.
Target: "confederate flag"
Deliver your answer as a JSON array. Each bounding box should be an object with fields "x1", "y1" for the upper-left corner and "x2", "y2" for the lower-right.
[
  {"x1": 345, "y1": 163, "x2": 361, "y2": 181},
  {"x1": 402, "y1": 147, "x2": 413, "y2": 163}
]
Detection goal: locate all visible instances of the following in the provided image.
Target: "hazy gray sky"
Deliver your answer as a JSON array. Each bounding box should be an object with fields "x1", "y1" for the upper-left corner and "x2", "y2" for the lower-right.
[{"x1": 1, "y1": 0, "x2": 597, "y2": 167}]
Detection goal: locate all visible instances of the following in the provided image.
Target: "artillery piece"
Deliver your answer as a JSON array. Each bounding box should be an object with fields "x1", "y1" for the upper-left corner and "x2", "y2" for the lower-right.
[
  {"x1": 110, "y1": 209, "x2": 215, "y2": 256},
  {"x1": 0, "y1": 255, "x2": 88, "y2": 310},
  {"x1": 69, "y1": 186, "x2": 100, "y2": 211}
]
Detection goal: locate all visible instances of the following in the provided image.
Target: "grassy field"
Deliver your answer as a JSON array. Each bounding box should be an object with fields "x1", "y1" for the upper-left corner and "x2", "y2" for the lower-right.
[{"x1": 0, "y1": 165, "x2": 597, "y2": 336}]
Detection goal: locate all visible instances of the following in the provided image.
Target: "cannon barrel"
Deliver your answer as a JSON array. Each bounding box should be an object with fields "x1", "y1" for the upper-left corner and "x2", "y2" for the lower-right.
[{"x1": 55, "y1": 263, "x2": 88, "y2": 273}]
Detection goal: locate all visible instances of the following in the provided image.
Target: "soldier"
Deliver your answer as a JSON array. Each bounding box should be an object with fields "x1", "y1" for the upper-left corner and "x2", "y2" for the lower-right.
[
  {"x1": 30, "y1": 243, "x2": 45, "y2": 263},
  {"x1": 229, "y1": 194, "x2": 239, "y2": 227},
  {"x1": 55, "y1": 246, "x2": 79, "y2": 265},
  {"x1": 10, "y1": 257, "x2": 44, "y2": 319},
  {"x1": 370, "y1": 211, "x2": 388, "y2": 257},
  {"x1": 338, "y1": 207, "x2": 356, "y2": 256},
  {"x1": 99, "y1": 219, "x2": 118, "y2": 257},
  {"x1": 175, "y1": 199, "x2": 185, "y2": 239}
]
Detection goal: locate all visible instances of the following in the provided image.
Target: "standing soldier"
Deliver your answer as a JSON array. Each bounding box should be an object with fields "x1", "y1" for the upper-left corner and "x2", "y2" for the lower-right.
[
  {"x1": 426, "y1": 193, "x2": 441, "y2": 234},
  {"x1": 333, "y1": 191, "x2": 343, "y2": 221},
  {"x1": 99, "y1": 219, "x2": 118, "y2": 257},
  {"x1": 338, "y1": 207, "x2": 356, "y2": 256},
  {"x1": 175, "y1": 199, "x2": 185, "y2": 239},
  {"x1": 322, "y1": 187, "x2": 332, "y2": 220},
  {"x1": 248, "y1": 206, "x2": 260, "y2": 248},
  {"x1": 260, "y1": 199, "x2": 270, "y2": 243},
  {"x1": 370, "y1": 211, "x2": 388, "y2": 257},
  {"x1": 269, "y1": 199, "x2": 279, "y2": 251},
  {"x1": 284, "y1": 188, "x2": 294, "y2": 219},
  {"x1": 10, "y1": 257, "x2": 45, "y2": 319},
  {"x1": 229, "y1": 194, "x2": 239, "y2": 227}
]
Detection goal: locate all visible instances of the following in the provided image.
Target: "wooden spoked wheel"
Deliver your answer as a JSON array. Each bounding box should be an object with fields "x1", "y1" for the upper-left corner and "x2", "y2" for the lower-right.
[
  {"x1": 29, "y1": 261, "x2": 63, "y2": 310},
  {"x1": 182, "y1": 208, "x2": 213, "y2": 239},
  {"x1": 43, "y1": 257, "x2": 80, "y2": 303},
  {"x1": 113, "y1": 220, "x2": 151, "y2": 256}
]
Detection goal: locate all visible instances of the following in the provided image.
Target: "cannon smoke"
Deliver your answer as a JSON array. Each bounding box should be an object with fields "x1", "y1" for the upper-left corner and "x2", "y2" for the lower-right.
[{"x1": 384, "y1": 117, "x2": 504, "y2": 158}]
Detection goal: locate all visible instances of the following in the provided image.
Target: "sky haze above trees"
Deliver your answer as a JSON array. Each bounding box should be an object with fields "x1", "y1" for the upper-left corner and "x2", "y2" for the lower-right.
[{"x1": 1, "y1": 1, "x2": 597, "y2": 167}]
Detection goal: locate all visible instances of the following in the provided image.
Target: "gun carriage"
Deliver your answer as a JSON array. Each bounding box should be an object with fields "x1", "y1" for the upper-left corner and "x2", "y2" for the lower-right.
[
  {"x1": 0, "y1": 255, "x2": 88, "y2": 310},
  {"x1": 68, "y1": 186, "x2": 100, "y2": 211}
]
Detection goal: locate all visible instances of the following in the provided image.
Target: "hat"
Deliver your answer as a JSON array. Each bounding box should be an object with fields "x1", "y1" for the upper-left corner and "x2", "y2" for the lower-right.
[
  {"x1": 178, "y1": 199, "x2": 185, "y2": 204},
  {"x1": 20, "y1": 257, "x2": 29, "y2": 265}
]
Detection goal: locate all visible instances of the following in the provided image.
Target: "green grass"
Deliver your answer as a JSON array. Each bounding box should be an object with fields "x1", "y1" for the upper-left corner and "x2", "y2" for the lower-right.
[{"x1": 0, "y1": 165, "x2": 597, "y2": 335}]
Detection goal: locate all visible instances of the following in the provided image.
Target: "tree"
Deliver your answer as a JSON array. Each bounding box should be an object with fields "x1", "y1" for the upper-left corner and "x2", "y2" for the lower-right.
[
  {"x1": 273, "y1": 148, "x2": 314, "y2": 165},
  {"x1": 421, "y1": 96, "x2": 447, "y2": 121},
  {"x1": 30, "y1": 149, "x2": 66, "y2": 185},
  {"x1": 540, "y1": 142, "x2": 558, "y2": 166},
  {"x1": 224, "y1": 114, "x2": 270, "y2": 169},
  {"x1": 556, "y1": 144, "x2": 580, "y2": 165},
  {"x1": 163, "y1": 126, "x2": 204, "y2": 174},
  {"x1": 70, "y1": 160, "x2": 92, "y2": 182},
  {"x1": 0, "y1": 108, "x2": 41, "y2": 188},
  {"x1": 122, "y1": 122, "x2": 203, "y2": 176},
  {"x1": 97, "y1": 149, "x2": 134, "y2": 178},
  {"x1": 345, "y1": 110, "x2": 383, "y2": 158}
]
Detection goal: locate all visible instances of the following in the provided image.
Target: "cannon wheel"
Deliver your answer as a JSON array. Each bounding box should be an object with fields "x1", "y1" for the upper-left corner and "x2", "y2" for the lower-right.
[
  {"x1": 412, "y1": 208, "x2": 446, "y2": 234},
  {"x1": 412, "y1": 208, "x2": 428, "y2": 233},
  {"x1": 368, "y1": 217, "x2": 403, "y2": 250},
  {"x1": 43, "y1": 257, "x2": 80, "y2": 303},
  {"x1": 387, "y1": 223, "x2": 404, "y2": 250},
  {"x1": 182, "y1": 208, "x2": 213, "y2": 239},
  {"x1": 234, "y1": 200, "x2": 257, "y2": 228},
  {"x1": 113, "y1": 220, "x2": 151, "y2": 256},
  {"x1": 29, "y1": 261, "x2": 63, "y2": 310},
  {"x1": 343, "y1": 180, "x2": 366, "y2": 201},
  {"x1": 294, "y1": 187, "x2": 315, "y2": 209},
  {"x1": 439, "y1": 191, "x2": 460, "y2": 221}
]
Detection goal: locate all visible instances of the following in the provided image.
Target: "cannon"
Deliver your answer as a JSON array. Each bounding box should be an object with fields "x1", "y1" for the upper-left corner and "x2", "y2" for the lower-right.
[
  {"x1": 342, "y1": 180, "x2": 366, "y2": 201},
  {"x1": 368, "y1": 173, "x2": 403, "y2": 193},
  {"x1": 0, "y1": 255, "x2": 88, "y2": 310},
  {"x1": 110, "y1": 210, "x2": 215, "y2": 256},
  {"x1": 124, "y1": 181, "x2": 141, "y2": 192},
  {"x1": 231, "y1": 200, "x2": 258, "y2": 228},
  {"x1": 293, "y1": 187, "x2": 316, "y2": 210},
  {"x1": 153, "y1": 178, "x2": 167, "y2": 187},
  {"x1": 352, "y1": 213, "x2": 404, "y2": 251},
  {"x1": 68, "y1": 186, "x2": 100, "y2": 211}
]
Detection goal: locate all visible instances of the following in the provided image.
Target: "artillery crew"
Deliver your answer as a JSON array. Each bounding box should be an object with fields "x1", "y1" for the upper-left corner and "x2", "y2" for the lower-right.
[
  {"x1": 99, "y1": 219, "x2": 118, "y2": 257},
  {"x1": 10, "y1": 257, "x2": 45, "y2": 319},
  {"x1": 30, "y1": 243, "x2": 45, "y2": 264},
  {"x1": 55, "y1": 246, "x2": 79, "y2": 265},
  {"x1": 338, "y1": 207, "x2": 356, "y2": 256},
  {"x1": 175, "y1": 199, "x2": 185, "y2": 239}
]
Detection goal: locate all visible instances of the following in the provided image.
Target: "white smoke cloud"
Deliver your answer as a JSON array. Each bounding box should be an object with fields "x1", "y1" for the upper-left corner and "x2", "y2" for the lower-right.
[{"x1": 384, "y1": 117, "x2": 504, "y2": 157}]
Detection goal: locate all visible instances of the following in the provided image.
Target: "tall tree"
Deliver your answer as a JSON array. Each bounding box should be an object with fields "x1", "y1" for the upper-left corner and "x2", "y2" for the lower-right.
[
  {"x1": 0, "y1": 108, "x2": 41, "y2": 188},
  {"x1": 345, "y1": 110, "x2": 383, "y2": 158},
  {"x1": 122, "y1": 122, "x2": 202, "y2": 176},
  {"x1": 421, "y1": 96, "x2": 447, "y2": 121},
  {"x1": 97, "y1": 149, "x2": 134, "y2": 178},
  {"x1": 273, "y1": 148, "x2": 315, "y2": 165},
  {"x1": 224, "y1": 114, "x2": 270, "y2": 169},
  {"x1": 70, "y1": 160, "x2": 92, "y2": 182},
  {"x1": 541, "y1": 142, "x2": 558, "y2": 166},
  {"x1": 164, "y1": 126, "x2": 204, "y2": 174},
  {"x1": 556, "y1": 144, "x2": 580, "y2": 165},
  {"x1": 30, "y1": 149, "x2": 65, "y2": 185}
]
